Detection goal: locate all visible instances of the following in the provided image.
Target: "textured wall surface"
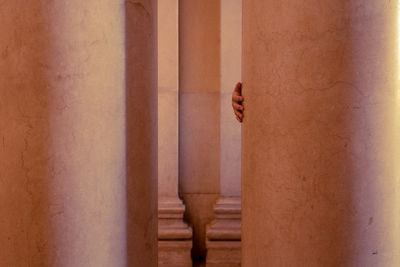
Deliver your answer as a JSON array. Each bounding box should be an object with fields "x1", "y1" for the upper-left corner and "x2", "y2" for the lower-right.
[{"x1": 242, "y1": 1, "x2": 400, "y2": 266}]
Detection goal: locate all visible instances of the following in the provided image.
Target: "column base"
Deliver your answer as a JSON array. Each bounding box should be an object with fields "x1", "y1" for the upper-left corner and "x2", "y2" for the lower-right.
[
  {"x1": 158, "y1": 198, "x2": 193, "y2": 266},
  {"x1": 206, "y1": 197, "x2": 241, "y2": 267},
  {"x1": 206, "y1": 241, "x2": 241, "y2": 267},
  {"x1": 158, "y1": 241, "x2": 193, "y2": 267}
]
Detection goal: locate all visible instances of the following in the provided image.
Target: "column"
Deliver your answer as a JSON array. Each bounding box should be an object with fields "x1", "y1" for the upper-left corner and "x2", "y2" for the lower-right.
[
  {"x1": 206, "y1": 0, "x2": 242, "y2": 266},
  {"x1": 242, "y1": 1, "x2": 400, "y2": 267},
  {"x1": 0, "y1": 0, "x2": 158, "y2": 266},
  {"x1": 158, "y1": 0, "x2": 193, "y2": 266},
  {"x1": 125, "y1": 0, "x2": 158, "y2": 266},
  {"x1": 179, "y1": 0, "x2": 221, "y2": 263}
]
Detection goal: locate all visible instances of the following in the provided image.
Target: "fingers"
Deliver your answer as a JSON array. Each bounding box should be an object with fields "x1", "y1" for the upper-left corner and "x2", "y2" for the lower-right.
[
  {"x1": 232, "y1": 82, "x2": 244, "y2": 123},
  {"x1": 234, "y1": 109, "x2": 243, "y2": 120},
  {"x1": 232, "y1": 95, "x2": 244, "y2": 103},
  {"x1": 233, "y1": 82, "x2": 242, "y2": 95},
  {"x1": 232, "y1": 102, "x2": 244, "y2": 112},
  {"x1": 235, "y1": 112, "x2": 243, "y2": 123}
]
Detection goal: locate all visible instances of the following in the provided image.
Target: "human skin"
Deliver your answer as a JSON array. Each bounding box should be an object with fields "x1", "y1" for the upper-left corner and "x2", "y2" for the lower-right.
[{"x1": 232, "y1": 82, "x2": 244, "y2": 122}]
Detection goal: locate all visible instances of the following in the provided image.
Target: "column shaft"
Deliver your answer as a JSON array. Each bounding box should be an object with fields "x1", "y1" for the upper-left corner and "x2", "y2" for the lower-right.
[
  {"x1": 158, "y1": 0, "x2": 192, "y2": 266},
  {"x1": 126, "y1": 0, "x2": 158, "y2": 266},
  {"x1": 242, "y1": 1, "x2": 400, "y2": 266},
  {"x1": 0, "y1": 1, "x2": 126, "y2": 266},
  {"x1": 0, "y1": 0, "x2": 159, "y2": 266}
]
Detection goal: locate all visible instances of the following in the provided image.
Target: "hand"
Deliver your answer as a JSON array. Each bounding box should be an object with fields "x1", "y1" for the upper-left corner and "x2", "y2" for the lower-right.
[{"x1": 232, "y1": 82, "x2": 244, "y2": 123}]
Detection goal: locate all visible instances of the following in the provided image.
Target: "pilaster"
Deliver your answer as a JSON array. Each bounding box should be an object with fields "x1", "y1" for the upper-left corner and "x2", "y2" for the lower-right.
[{"x1": 158, "y1": 0, "x2": 192, "y2": 265}]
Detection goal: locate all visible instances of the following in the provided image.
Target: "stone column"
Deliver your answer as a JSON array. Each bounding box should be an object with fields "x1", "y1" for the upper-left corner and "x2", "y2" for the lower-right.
[
  {"x1": 0, "y1": 0, "x2": 158, "y2": 266},
  {"x1": 158, "y1": 0, "x2": 192, "y2": 266},
  {"x1": 206, "y1": 0, "x2": 242, "y2": 266},
  {"x1": 179, "y1": 0, "x2": 221, "y2": 263},
  {"x1": 125, "y1": 0, "x2": 158, "y2": 266},
  {"x1": 242, "y1": 1, "x2": 400, "y2": 267}
]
